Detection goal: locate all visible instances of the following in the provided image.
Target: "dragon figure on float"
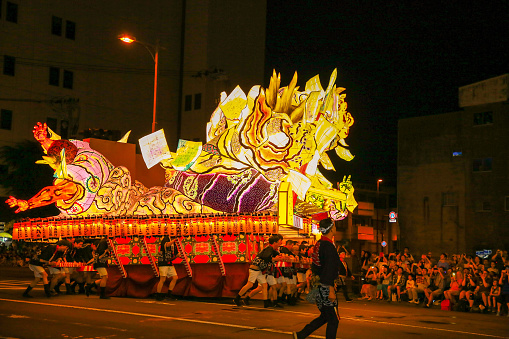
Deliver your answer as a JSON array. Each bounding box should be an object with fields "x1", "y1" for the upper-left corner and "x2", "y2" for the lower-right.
[{"x1": 6, "y1": 69, "x2": 357, "y2": 222}]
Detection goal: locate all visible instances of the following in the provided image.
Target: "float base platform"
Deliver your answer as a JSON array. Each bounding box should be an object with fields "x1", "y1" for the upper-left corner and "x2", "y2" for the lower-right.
[{"x1": 106, "y1": 263, "x2": 249, "y2": 298}]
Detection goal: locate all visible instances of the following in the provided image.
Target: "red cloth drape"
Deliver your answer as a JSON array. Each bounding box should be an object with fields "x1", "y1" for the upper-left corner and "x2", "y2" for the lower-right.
[{"x1": 106, "y1": 263, "x2": 250, "y2": 298}]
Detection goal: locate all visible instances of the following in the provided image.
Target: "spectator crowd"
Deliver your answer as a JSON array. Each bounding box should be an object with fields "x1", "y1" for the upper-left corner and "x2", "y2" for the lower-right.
[
  {"x1": 2, "y1": 239, "x2": 508, "y2": 317},
  {"x1": 347, "y1": 247, "x2": 509, "y2": 316}
]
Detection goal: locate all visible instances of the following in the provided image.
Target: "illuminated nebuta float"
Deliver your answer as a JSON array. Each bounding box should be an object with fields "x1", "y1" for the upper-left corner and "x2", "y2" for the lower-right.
[{"x1": 8, "y1": 69, "x2": 357, "y2": 297}]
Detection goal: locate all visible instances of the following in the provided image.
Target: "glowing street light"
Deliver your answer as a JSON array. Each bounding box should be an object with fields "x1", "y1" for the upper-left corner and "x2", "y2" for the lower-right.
[
  {"x1": 118, "y1": 34, "x2": 161, "y2": 133},
  {"x1": 119, "y1": 35, "x2": 136, "y2": 44}
]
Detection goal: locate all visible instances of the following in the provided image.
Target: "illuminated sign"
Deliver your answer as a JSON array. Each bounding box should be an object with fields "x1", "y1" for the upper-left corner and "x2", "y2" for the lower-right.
[
  {"x1": 475, "y1": 249, "x2": 492, "y2": 259},
  {"x1": 389, "y1": 211, "x2": 397, "y2": 223}
]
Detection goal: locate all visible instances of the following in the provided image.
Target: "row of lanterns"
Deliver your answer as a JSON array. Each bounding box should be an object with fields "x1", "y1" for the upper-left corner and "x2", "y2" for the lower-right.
[{"x1": 13, "y1": 213, "x2": 290, "y2": 240}]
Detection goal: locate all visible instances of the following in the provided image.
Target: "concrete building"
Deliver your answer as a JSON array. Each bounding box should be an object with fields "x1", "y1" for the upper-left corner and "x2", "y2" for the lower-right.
[
  {"x1": 398, "y1": 74, "x2": 509, "y2": 255},
  {"x1": 333, "y1": 182, "x2": 398, "y2": 255}
]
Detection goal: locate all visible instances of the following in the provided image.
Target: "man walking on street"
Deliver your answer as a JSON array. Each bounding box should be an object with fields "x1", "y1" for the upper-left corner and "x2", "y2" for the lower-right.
[{"x1": 293, "y1": 218, "x2": 340, "y2": 339}]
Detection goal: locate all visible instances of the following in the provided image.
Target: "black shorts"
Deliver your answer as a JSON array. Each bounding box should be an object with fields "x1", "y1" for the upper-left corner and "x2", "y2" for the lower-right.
[{"x1": 497, "y1": 294, "x2": 509, "y2": 304}]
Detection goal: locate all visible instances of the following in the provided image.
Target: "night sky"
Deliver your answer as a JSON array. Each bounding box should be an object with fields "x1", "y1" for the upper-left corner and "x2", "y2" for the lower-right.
[{"x1": 264, "y1": 1, "x2": 509, "y2": 188}]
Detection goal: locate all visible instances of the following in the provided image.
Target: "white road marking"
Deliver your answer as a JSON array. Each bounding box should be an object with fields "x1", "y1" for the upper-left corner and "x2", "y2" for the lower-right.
[
  {"x1": 183, "y1": 299, "x2": 509, "y2": 339},
  {"x1": 0, "y1": 298, "x2": 326, "y2": 338},
  {"x1": 0, "y1": 298, "x2": 507, "y2": 339}
]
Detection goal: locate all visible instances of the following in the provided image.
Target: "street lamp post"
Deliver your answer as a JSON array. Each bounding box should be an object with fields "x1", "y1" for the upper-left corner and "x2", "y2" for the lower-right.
[
  {"x1": 119, "y1": 35, "x2": 161, "y2": 133},
  {"x1": 376, "y1": 179, "x2": 383, "y2": 253}
]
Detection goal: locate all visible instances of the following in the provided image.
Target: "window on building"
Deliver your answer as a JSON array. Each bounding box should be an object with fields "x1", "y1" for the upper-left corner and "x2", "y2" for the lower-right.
[
  {"x1": 63, "y1": 70, "x2": 73, "y2": 89},
  {"x1": 452, "y1": 151, "x2": 462, "y2": 157},
  {"x1": 6, "y1": 2, "x2": 18, "y2": 23},
  {"x1": 473, "y1": 157, "x2": 492, "y2": 172},
  {"x1": 1, "y1": 109, "x2": 13, "y2": 130},
  {"x1": 49, "y1": 67, "x2": 59, "y2": 86},
  {"x1": 51, "y1": 16, "x2": 62, "y2": 36},
  {"x1": 184, "y1": 95, "x2": 192, "y2": 111},
  {"x1": 442, "y1": 192, "x2": 458, "y2": 206},
  {"x1": 65, "y1": 20, "x2": 76, "y2": 40},
  {"x1": 194, "y1": 93, "x2": 202, "y2": 110},
  {"x1": 423, "y1": 197, "x2": 429, "y2": 225},
  {"x1": 475, "y1": 200, "x2": 491, "y2": 212},
  {"x1": 505, "y1": 196, "x2": 509, "y2": 212},
  {"x1": 3, "y1": 55, "x2": 15, "y2": 76},
  {"x1": 0, "y1": 165, "x2": 8, "y2": 177},
  {"x1": 473, "y1": 111, "x2": 493, "y2": 126},
  {"x1": 46, "y1": 117, "x2": 57, "y2": 132},
  {"x1": 60, "y1": 120, "x2": 68, "y2": 139}
]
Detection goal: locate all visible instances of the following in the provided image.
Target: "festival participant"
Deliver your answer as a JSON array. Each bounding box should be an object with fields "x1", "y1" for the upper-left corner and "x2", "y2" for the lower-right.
[
  {"x1": 336, "y1": 251, "x2": 354, "y2": 302},
  {"x1": 79, "y1": 241, "x2": 97, "y2": 296},
  {"x1": 245, "y1": 235, "x2": 284, "y2": 308},
  {"x1": 155, "y1": 236, "x2": 180, "y2": 301},
  {"x1": 89, "y1": 237, "x2": 110, "y2": 299},
  {"x1": 279, "y1": 240, "x2": 297, "y2": 305},
  {"x1": 60, "y1": 238, "x2": 84, "y2": 295},
  {"x1": 22, "y1": 240, "x2": 70, "y2": 298},
  {"x1": 293, "y1": 218, "x2": 340, "y2": 339},
  {"x1": 234, "y1": 235, "x2": 282, "y2": 308},
  {"x1": 296, "y1": 244, "x2": 310, "y2": 299},
  {"x1": 71, "y1": 239, "x2": 92, "y2": 294}
]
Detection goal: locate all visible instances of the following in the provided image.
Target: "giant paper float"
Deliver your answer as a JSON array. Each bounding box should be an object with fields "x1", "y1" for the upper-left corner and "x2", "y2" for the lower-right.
[{"x1": 8, "y1": 70, "x2": 357, "y2": 297}]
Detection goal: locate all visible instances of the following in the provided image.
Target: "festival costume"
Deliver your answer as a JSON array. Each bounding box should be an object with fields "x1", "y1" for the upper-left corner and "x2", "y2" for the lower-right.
[
  {"x1": 24, "y1": 244, "x2": 64, "y2": 297},
  {"x1": 92, "y1": 238, "x2": 110, "y2": 299},
  {"x1": 235, "y1": 245, "x2": 278, "y2": 307},
  {"x1": 294, "y1": 233, "x2": 340, "y2": 339},
  {"x1": 156, "y1": 237, "x2": 179, "y2": 300}
]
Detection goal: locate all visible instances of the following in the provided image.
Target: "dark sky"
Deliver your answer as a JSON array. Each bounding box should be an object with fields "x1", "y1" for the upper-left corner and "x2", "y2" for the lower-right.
[{"x1": 264, "y1": 1, "x2": 509, "y2": 188}]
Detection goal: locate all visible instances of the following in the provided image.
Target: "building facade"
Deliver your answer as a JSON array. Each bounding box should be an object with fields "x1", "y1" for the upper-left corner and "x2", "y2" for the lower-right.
[
  {"x1": 333, "y1": 182, "x2": 398, "y2": 255},
  {"x1": 0, "y1": 0, "x2": 266, "y2": 194},
  {"x1": 398, "y1": 74, "x2": 509, "y2": 255}
]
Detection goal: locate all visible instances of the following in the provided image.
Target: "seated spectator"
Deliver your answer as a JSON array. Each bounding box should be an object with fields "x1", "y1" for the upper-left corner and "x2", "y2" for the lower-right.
[
  {"x1": 460, "y1": 271, "x2": 477, "y2": 308},
  {"x1": 408, "y1": 268, "x2": 429, "y2": 304},
  {"x1": 487, "y1": 261, "x2": 499, "y2": 276},
  {"x1": 380, "y1": 265, "x2": 392, "y2": 300},
  {"x1": 488, "y1": 278, "x2": 500, "y2": 313},
  {"x1": 496, "y1": 267, "x2": 509, "y2": 316},
  {"x1": 359, "y1": 266, "x2": 378, "y2": 300},
  {"x1": 360, "y1": 251, "x2": 372, "y2": 275},
  {"x1": 424, "y1": 267, "x2": 447, "y2": 308},
  {"x1": 491, "y1": 250, "x2": 506, "y2": 272},
  {"x1": 402, "y1": 247, "x2": 414, "y2": 264},
  {"x1": 387, "y1": 267, "x2": 406, "y2": 302},
  {"x1": 477, "y1": 270, "x2": 492, "y2": 312},
  {"x1": 444, "y1": 271, "x2": 463, "y2": 304},
  {"x1": 418, "y1": 254, "x2": 432, "y2": 270},
  {"x1": 373, "y1": 252, "x2": 388, "y2": 270},
  {"x1": 468, "y1": 256, "x2": 482, "y2": 271},
  {"x1": 437, "y1": 253, "x2": 450, "y2": 271},
  {"x1": 404, "y1": 274, "x2": 416, "y2": 303}
]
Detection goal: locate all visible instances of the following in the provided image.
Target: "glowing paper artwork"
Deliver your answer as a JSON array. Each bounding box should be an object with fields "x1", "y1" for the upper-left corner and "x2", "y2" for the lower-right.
[
  {"x1": 139, "y1": 129, "x2": 172, "y2": 169},
  {"x1": 7, "y1": 69, "x2": 357, "y2": 227}
]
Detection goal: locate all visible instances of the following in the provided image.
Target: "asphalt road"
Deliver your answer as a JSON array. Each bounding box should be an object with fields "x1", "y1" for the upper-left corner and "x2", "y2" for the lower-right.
[{"x1": 0, "y1": 267, "x2": 508, "y2": 339}]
